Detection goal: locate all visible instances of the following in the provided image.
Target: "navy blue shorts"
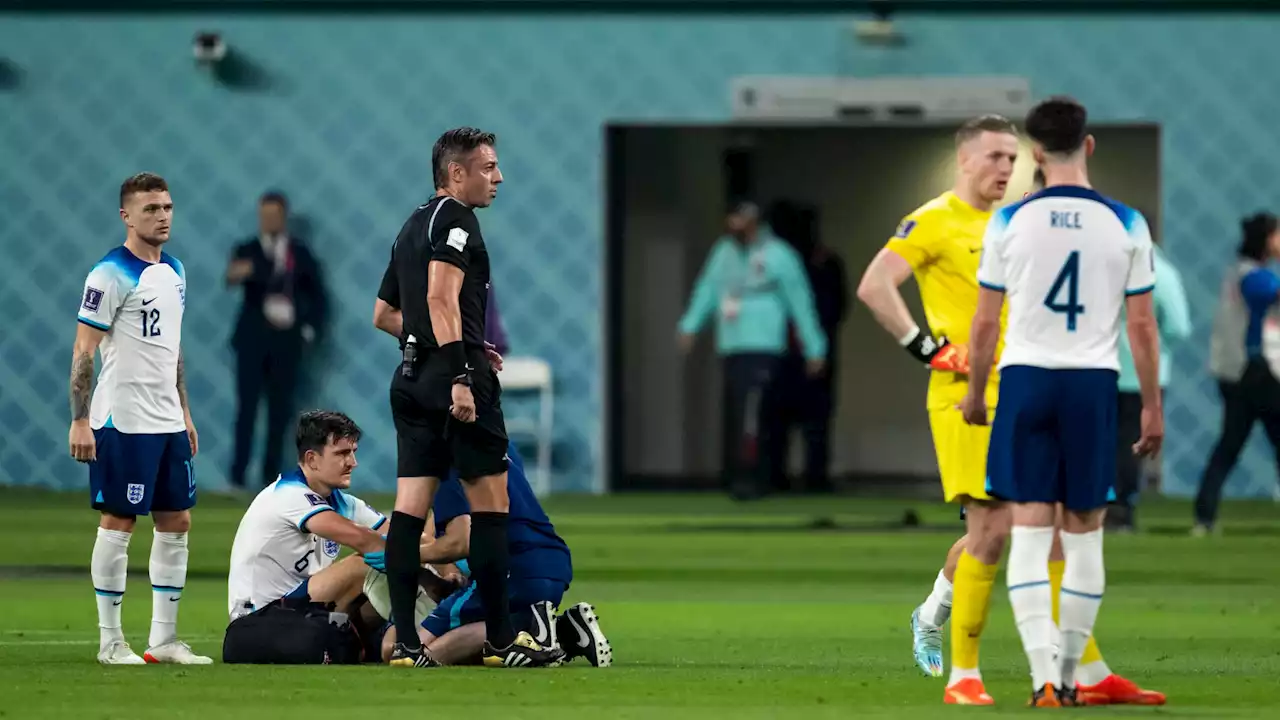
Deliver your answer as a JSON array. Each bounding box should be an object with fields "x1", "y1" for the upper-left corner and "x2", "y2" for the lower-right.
[
  {"x1": 284, "y1": 579, "x2": 311, "y2": 602},
  {"x1": 987, "y1": 365, "x2": 1118, "y2": 512},
  {"x1": 421, "y1": 577, "x2": 568, "y2": 639},
  {"x1": 89, "y1": 428, "x2": 195, "y2": 516}
]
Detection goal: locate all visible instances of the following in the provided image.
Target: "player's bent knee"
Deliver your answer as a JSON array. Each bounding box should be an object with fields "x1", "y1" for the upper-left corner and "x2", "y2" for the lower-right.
[
  {"x1": 943, "y1": 534, "x2": 967, "y2": 574},
  {"x1": 305, "y1": 555, "x2": 367, "y2": 607},
  {"x1": 380, "y1": 624, "x2": 398, "y2": 663}
]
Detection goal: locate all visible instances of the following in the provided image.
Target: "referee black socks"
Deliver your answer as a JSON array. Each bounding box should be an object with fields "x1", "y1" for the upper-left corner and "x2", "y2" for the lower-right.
[
  {"x1": 386, "y1": 511, "x2": 427, "y2": 649},
  {"x1": 470, "y1": 511, "x2": 517, "y2": 649}
]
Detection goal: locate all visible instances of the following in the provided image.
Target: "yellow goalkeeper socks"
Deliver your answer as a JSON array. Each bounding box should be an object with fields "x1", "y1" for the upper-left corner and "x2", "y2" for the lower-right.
[
  {"x1": 948, "y1": 550, "x2": 998, "y2": 682},
  {"x1": 1049, "y1": 559, "x2": 1106, "y2": 669}
]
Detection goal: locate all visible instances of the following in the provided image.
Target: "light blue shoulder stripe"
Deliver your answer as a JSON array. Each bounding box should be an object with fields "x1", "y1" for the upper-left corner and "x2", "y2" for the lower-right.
[{"x1": 161, "y1": 252, "x2": 185, "y2": 281}]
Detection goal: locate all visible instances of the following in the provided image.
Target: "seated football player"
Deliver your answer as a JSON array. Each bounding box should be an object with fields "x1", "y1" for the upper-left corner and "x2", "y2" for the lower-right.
[
  {"x1": 380, "y1": 442, "x2": 612, "y2": 667},
  {"x1": 223, "y1": 410, "x2": 448, "y2": 664}
]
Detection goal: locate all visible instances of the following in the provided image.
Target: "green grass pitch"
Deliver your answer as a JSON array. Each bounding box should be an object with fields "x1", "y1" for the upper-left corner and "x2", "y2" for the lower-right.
[{"x1": 0, "y1": 489, "x2": 1277, "y2": 719}]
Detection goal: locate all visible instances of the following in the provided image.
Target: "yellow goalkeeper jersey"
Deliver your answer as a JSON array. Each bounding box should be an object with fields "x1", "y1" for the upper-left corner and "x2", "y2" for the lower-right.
[{"x1": 884, "y1": 191, "x2": 1007, "y2": 411}]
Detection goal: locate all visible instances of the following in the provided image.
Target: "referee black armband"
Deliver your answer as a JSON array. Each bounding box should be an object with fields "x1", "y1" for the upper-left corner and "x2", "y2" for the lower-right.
[{"x1": 441, "y1": 340, "x2": 468, "y2": 378}]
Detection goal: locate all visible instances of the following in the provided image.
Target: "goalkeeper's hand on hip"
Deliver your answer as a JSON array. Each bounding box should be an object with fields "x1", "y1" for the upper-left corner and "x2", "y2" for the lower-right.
[{"x1": 901, "y1": 328, "x2": 970, "y2": 374}]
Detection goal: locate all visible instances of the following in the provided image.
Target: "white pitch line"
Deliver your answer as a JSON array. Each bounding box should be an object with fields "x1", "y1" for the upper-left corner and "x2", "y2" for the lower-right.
[
  {"x1": 0, "y1": 639, "x2": 99, "y2": 646},
  {"x1": 0, "y1": 634, "x2": 221, "y2": 647}
]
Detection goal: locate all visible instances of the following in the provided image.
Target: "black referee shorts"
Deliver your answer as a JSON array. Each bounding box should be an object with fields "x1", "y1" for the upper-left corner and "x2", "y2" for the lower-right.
[{"x1": 389, "y1": 367, "x2": 509, "y2": 481}]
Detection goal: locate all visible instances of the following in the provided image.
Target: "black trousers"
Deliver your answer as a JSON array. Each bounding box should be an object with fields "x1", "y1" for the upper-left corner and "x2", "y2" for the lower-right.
[
  {"x1": 231, "y1": 337, "x2": 302, "y2": 487},
  {"x1": 1109, "y1": 391, "x2": 1144, "y2": 529},
  {"x1": 1195, "y1": 359, "x2": 1280, "y2": 526},
  {"x1": 720, "y1": 354, "x2": 781, "y2": 500},
  {"x1": 769, "y1": 353, "x2": 835, "y2": 493}
]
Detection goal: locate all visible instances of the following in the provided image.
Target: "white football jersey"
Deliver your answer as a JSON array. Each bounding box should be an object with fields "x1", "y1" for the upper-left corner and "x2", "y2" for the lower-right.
[
  {"x1": 977, "y1": 185, "x2": 1155, "y2": 371},
  {"x1": 226, "y1": 468, "x2": 386, "y2": 620},
  {"x1": 76, "y1": 246, "x2": 187, "y2": 434}
]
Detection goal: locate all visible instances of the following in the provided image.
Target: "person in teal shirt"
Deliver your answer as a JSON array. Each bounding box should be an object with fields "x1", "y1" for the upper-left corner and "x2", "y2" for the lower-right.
[
  {"x1": 677, "y1": 202, "x2": 828, "y2": 500},
  {"x1": 1112, "y1": 241, "x2": 1191, "y2": 531}
]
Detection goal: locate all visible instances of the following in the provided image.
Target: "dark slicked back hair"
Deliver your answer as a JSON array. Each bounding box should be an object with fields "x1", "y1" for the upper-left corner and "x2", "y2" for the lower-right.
[
  {"x1": 259, "y1": 190, "x2": 289, "y2": 210},
  {"x1": 120, "y1": 172, "x2": 169, "y2": 209},
  {"x1": 1239, "y1": 212, "x2": 1279, "y2": 261},
  {"x1": 295, "y1": 410, "x2": 362, "y2": 461},
  {"x1": 432, "y1": 127, "x2": 497, "y2": 189},
  {"x1": 954, "y1": 114, "x2": 1018, "y2": 147},
  {"x1": 1025, "y1": 96, "x2": 1089, "y2": 155}
]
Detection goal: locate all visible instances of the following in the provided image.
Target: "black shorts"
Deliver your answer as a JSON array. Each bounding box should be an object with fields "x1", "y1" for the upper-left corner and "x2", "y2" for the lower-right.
[{"x1": 389, "y1": 363, "x2": 508, "y2": 480}]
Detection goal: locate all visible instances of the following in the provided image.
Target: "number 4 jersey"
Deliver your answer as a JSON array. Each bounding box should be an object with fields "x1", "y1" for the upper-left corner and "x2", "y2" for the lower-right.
[
  {"x1": 77, "y1": 246, "x2": 187, "y2": 434},
  {"x1": 977, "y1": 185, "x2": 1155, "y2": 372},
  {"x1": 226, "y1": 468, "x2": 386, "y2": 620}
]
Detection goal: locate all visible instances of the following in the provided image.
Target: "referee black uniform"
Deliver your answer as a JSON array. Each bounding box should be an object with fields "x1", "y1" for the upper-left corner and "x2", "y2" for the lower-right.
[
  {"x1": 375, "y1": 127, "x2": 562, "y2": 669},
  {"x1": 378, "y1": 195, "x2": 509, "y2": 481}
]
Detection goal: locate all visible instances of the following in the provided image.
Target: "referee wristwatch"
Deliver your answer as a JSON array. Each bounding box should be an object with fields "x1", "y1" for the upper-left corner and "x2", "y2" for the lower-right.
[{"x1": 452, "y1": 373, "x2": 472, "y2": 387}]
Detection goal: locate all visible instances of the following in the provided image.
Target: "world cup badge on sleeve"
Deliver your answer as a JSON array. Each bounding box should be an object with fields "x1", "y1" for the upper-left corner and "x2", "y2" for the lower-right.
[
  {"x1": 82, "y1": 287, "x2": 103, "y2": 312},
  {"x1": 176, "y1": 284, "x2": 186, "y2": 307}
]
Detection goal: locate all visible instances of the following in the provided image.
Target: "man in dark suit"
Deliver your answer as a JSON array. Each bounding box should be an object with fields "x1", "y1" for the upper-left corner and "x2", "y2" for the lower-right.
[
  {"x1": 225, "y1": 191, "x2": 328, "y2": 488},
  {"x1": 769, "y1": 200, "x2": 848, "y2": 494}
]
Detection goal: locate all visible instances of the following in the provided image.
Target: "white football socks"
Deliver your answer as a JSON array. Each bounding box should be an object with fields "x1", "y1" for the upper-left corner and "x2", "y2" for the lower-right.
[
  {"x1": 1059, "y1": 529, "x2": 1106, "y2": 689},
  {"x1": 1007, "y1": 525, "x2": 1058, "y2": 691},
  {"x1": 918, "y1": 569, "x2": 954, "y2": 629},
  {"x1": 1076, "y1": 659, "x2": 1113, "y2": 687},
  {"x1": 149, "y1": 530, "x2": 189, "y2": 649},
  {"x1": 92, "y1": 528, "x2": 132, "y2": 649}
]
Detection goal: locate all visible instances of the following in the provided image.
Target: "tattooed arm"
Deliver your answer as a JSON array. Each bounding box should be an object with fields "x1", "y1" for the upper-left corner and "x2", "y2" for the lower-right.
[
  {"x1": 176, "y1": 350, "x2": 190, "y2": 415},
  {"x1": 68, "y1": 323, "x2": 106, "y2": 462},
  {"x1": 177, "y1": 349, "x2": 199, "y2": 457}
]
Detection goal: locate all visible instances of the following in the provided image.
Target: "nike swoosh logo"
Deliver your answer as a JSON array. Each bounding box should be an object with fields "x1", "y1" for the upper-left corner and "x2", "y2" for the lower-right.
[
  {"x1": 570, "y1": 613, "x2": 591, "y2": 648},
  {"x1": 142, "y1": 298, "x2": 156, "y2": 305},
  {"x1": 112, "y1": 600, "x2": 122, "y2": 606},
  {"x1": 969, "y1": 248, "x2": 981, "y2": 254},
  {"x1": 531, "y1": 607, "x2": 550, "y2": 645},
  {"x1": 169, "y1": 596, "x2": 181, "y2": 602}
]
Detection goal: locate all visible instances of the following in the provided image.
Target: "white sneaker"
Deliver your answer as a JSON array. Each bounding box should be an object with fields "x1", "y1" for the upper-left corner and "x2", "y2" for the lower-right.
[
  {"x1": 1190, "y1": 523, "x2": 1214, "y2": 538},
  {"x1": 143, "y1": 640, "x2": 213, "y2": 665},
  {"x1": 98, "y1": 640, "x2": 146, "y2": 665}
]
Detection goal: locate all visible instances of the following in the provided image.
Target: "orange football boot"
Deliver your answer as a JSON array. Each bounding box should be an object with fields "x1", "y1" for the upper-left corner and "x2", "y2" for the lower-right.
[
  {"x1": 1028, "y1": 683, "x2": 1061, "y2": 708},
  {"x1": 944, "y1": 677, "x2": 995, "y2": 705},
  {"x1": 1076, "y1": 674, "x2": 1166, "y2": 705}
]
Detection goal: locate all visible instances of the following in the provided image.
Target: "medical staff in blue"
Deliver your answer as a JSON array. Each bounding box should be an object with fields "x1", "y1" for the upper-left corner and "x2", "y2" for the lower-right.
[{"x1": 379, "y1": 443, "x2": 611, "y2": 667}]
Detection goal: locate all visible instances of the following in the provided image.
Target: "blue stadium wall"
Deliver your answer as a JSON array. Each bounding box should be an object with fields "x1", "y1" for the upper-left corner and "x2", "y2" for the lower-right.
[{"x1": 2, "y1": 11, "x2": 1277, "y2": 497}]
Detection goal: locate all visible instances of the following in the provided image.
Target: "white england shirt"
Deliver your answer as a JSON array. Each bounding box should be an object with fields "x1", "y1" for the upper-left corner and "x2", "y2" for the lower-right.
[
  {"x1": 226, "y1": 468, "x2": 386, "y2": 620},
  {"x1": 977, "y1": 185, "x2": 1156, "y2": 372},
  {"x1": 76, "y1": 246, "x2": 187, "y2": 434}
]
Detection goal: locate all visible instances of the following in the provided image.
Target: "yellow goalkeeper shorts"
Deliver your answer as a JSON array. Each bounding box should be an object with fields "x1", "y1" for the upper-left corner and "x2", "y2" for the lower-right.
[{"x1": 928, "y1": 407, "x2": 992, "y2": 503}]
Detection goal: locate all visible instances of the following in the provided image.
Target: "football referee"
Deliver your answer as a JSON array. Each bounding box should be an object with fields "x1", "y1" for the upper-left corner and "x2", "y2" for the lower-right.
[{"x1": 373, "y1": 127, "x2": 563, "y2": 669}]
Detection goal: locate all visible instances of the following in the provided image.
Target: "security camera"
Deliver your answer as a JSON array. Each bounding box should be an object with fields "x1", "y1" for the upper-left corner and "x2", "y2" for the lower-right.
[
  {"x1": 193, "y1": 32, "x2": 227, "y2": 64},
  {"x1": 853, "y1": 1, "x2": 904, "y2": 46}
]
